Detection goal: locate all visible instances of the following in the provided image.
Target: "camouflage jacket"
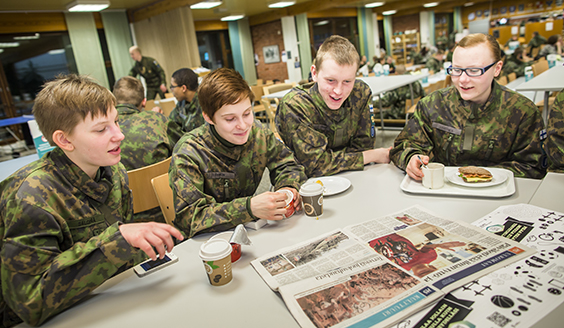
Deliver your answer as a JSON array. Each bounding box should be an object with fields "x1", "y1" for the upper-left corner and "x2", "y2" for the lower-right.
[
  {"x1": 546, "y1": 90, "x2": 564, "y2": 173},
  {"x1": 528, "y1": 35, "x2": 547, "y2": 48},
  {"x1": 379, "y1": 80, "x2": 426, "y2": 119},
  {"x1": 167, "y1": 93, "x2": 205, "y2": 146},
  {"x1": 502, "y1": 53, "x2": 532, "y2": 78},
  {"x1": 425, "y1": 57, "x2": 442, "y2": 73},
  {"x1": 0, "y1": 147, "x2": 145, "y2": 327},
  {"x1": 390, "y1": 81, "x2": 546, "y2": 179},
  {"x1": 169, "y1": 123, "x2": 306, "y2": 238},
  {"x1": 128, "y1": 56, "x2": 166, "y2": 88},
  {"x1": 275, "y1": 81, "x2": 374, "y2": 177},
  {"x1": 117, "y1": 103, "x2": 171, "y2": 223}
]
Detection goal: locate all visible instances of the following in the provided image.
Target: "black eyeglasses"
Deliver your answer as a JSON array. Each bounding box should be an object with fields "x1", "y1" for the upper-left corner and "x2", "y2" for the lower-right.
[
  {"x1": 170, "y1": 84, "x2": 181, "y2": 90},
  {"x1": 446, "y1": 62, "x2": 497, "y2": 77}
]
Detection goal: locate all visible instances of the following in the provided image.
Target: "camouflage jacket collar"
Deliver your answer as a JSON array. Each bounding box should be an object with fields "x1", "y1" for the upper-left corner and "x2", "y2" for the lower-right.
[
  {"x1": 49, "y1": 147, "x2": 114, "y2": 204},
  {"x1": 204, "y1": 124, "x2": 253, "y2": 161},
  {"x1": 177, "y1": 93, "x2": 200, "y2": 117},
  {"x1": 453, "y1": 80, "x2": 503, "y2": 117},
  {"x1": 300, "y1": 82, "x2": 352, "y2": 123},
  {"x1": 116, "y1": 103, "x2": 141, "y2": 115}
]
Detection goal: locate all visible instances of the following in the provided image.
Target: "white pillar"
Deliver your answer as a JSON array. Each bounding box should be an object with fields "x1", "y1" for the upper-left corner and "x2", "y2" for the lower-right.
[{"x1": 281, "y1": 16, "x2": 302, "y2": 83}]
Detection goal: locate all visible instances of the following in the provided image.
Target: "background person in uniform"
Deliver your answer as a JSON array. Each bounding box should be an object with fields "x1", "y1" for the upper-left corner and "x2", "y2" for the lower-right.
[
  {"x1": 0, "y1": 75, "x2": 183, "y2": 327},
  {"x1": 168, "y1": 68, "x2": 307, "y2": 239},
  {"x1": 390, "y1": 33, "x2": 545, "y2": 181},
  {"x1": 425, "y1": 50, "x2": 444, "y2": 73},
  {"x1": 378, "y1": 64, "x2": 426, "y2": 119},
  {"x1": 546, "y1": 89, "x2": 564, "y2": 173},
  {"x1": 538, "y1": 34, "x2": 563, "y2": 59},
  {"x1": 276, "y1": 35, "x2": 390, "y2": 178},
  {"x1": 113, "y1": 76, "x2": 172, "y2": 223},
  {"x1": 502, "y1": 46, "x2": 533, "y2": 77},
  {"x1": 527, "y1": 31, "x2": 547, "y2": 55},
  {"x1": 128, "y1": 46, "x2": 167, "y2": 100},
  {"x1": 167, "y1": 68, "x2": 205, "y2": 146}
]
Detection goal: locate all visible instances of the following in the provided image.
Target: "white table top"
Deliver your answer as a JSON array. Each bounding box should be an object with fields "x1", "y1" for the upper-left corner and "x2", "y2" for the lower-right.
[
  {"x1": 0, "y1": 153, "x2": 39, "y2": 182},
  {"x1": 262, "y1": 89, "x2": 290, "y2": 99},
  {"x1": 528, "y1": 172, "x2": 564, "y2": 213},
  {"x1": 359, "y1": 73, "x2": 430, "y2": 95},
  {"x1": 506, "y1": 76, "x2": 545, "y2": 103},
  {"x1": 20, "y1": 163, "x2": 563, "y2": 328},
  {"x1": 515, "y1": 64, "x2": 564, "y2": 93}
]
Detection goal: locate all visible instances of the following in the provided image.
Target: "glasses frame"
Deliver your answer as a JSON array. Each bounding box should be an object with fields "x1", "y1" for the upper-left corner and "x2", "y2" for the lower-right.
[
  {"x1": 446, "y1": 62, "x2": 497, "y2": 77},
  {"x1": 170, "y1": 84, "x2": 181, "y2": 90}
]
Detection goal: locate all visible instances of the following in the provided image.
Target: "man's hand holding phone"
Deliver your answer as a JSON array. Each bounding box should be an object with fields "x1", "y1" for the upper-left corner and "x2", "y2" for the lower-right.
[{"x1": 120, "y1": 222, "x2": 184, "y2": 261}]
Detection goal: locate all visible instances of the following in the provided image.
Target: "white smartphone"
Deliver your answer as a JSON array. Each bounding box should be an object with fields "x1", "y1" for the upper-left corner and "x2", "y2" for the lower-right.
[{"x1": 133, "y1": 252, "x2": 179, "y2": 277}]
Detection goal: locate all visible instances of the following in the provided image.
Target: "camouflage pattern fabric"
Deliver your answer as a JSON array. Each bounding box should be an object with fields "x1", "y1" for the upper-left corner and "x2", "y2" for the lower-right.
[
  {"x1": 169, "y1": 123, "x2": 306, "y2": 238},
  {"x1": 379, "y1": 80, "x2": 426, "y2": 119},
  {"x1": 128, "y1": 56, "x2": 166, "y2": 100},
  {"x1": 0, "y1": 147, "x2": 145, "y2": 327},
  {"x1": 538, "y1": 44, "x2": 558, "y2": 58},
  {"x1": 275, "y1": 81, "x2": 374, "y2": 177},
  {"x1": 411, "y1": 51, "x2": 425, "y2": 65},
  {"x1": 390, "y1": 81, "x2": 546, "y2": 179},
  {"x1": 546, "y1": 90, "x2": 564, "y2": 173},
  {"x1": 167, "y1": 93, "x2": 205, "y2": 146},
  {"x1": 117, "y1": 103, "x2": 171, "y2": 223},
  {"x1": 436, "y1": 36, "x2": 448, "y2": 51},
  {"x1": 425, "y1": 57, "x2": 442, "y2": 73},
  {"x1": 502, "y1": 53, "x2": 532, "y2": 77},
  {"x1": 528, "y1": 34, "x2": 547, "y2": 48}
]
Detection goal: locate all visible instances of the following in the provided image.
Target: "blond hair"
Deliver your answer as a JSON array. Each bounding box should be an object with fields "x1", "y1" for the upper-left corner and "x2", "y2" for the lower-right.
[
  {"x1": 33, "y1": 74, "x2": 116, "y2": 145},
  {"x1": 456, "y1": 33, "x2": 502, "y2": 62},
  {"x1": 113, "y1": 76, "x2": 144, "y2": 107},
  {"x1": 198, "y1": 68, "x2": 254, "y2": 119},
  {"x1": 315, "y1": 35, "x2": 360, "y2": 72}
]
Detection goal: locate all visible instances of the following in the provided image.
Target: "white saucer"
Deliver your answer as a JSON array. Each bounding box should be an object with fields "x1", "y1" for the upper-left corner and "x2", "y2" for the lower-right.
[{"x1": 305, "y1": 177, "x2": 352, "y2": 196}]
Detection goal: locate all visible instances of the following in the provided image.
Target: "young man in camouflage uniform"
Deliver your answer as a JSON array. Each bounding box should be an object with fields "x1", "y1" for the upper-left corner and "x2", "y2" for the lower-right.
[
  {"x1": 546, "y1": 89, "x2": 564, "y2": 173},
  {"x1": 276, "y1": 35, "x2": 390, "y2": 178},
  {"x1": 528, "y1": 32, "x2": 547, "y2": 49},
  {"x1": 391, "y1": 33, "x2": 545, "y2": 181},
  {"x1": 169, "y1": 68, "x2": 307, "y2": 238},
  {"x1": 379, "y1": 64, "x2": 426, "y2": 119},
  {"x1": 128, "y1": 46, "x2": 167, "y2": 100},
  {"x1": 0, "y1": 75, "x2": 183, "y2": 327},
  {"x1": 167, "y1": 68, "x2": 205, "y2": 146},
  {"x1": 113, "y1": 76, "x2": 172, "y2": 223},
  {"x1": 425, "y1": 50, "x2": 444, "y2": 73}
]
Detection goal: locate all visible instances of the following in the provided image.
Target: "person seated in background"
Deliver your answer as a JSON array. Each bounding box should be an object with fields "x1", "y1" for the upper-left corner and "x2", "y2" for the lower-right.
[
  {"x1": 502, "y1": 46, "x2": 533, "y2": 77},
  {"x1": 359, "y1": 55, "x2": 368, "y2": 67},
  {"x1": 504, "y1": 35, "x2": 520, "y2": 49},
  {"x1": 425, "y1": 49, "x2": 444, "y2": 73},
  {"x1": 276, "y1": 35, "x2": 390, "y2": 178},
  {"x1": 169, "y1": 68, "x2": 307, "y2": 239},
  {"x1": 527, "y1": 32, "x2": 547, "y2": 55},
  {"x1": 0, "y1": 75, "x2": 183, "y2": 327},
  {"x1": 436, "y1": 31, "x2": 449, "y2": 52},
  {"x1": 390, "y1": 33, "x2": 546, "y2": 181},
  {"x1": 538, "y1": 34, "x2": 562, "y2": 59},
  {"x1": 378, "y1": 64, "x2": 426, "y2": 119},
  {"x1": 167, "y1": 68, "x2": 205, "y2": 146},
  {"x1": 412, "y1": 46, "x2": 428, "y2": 65},
  {"x1": 546, "y1": 89, "x2": 564, "y2": 173},
  {"x1": 113, "y1": 76, "x2": 172, "y2": 223}
]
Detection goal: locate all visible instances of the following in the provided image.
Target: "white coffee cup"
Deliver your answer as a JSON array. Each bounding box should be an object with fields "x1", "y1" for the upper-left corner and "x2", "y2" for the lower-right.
[
  {"x1": 199, "y1": 239, "x2": 233, "y2": 286},
  {"x1": 422, "y1": 163, "x2": 445, "y2": 189}
]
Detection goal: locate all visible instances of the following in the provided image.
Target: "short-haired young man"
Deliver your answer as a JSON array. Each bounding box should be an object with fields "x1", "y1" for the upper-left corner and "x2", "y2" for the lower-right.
[
  {"x1": 113, "y1": 76, "x2": 172, "y2": 223},
  {"x1": 0, "y1": 75, "x2": 183, "y2": 327},
  {"x1": 128, "y1": 46, "x2": 167, "y2": 100},
  {"x1": 276, "y1": 35, "x2": 390, "y2": 178},
  {"x1": 169, "y1": 68, "x2": 307, "y2": 238},
  {"x1": 167, "y1": 68, "x2": 205, "y2": 145}
]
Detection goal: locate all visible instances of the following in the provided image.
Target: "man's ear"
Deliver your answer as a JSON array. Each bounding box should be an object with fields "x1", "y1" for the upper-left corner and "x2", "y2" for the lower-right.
[
  {"x1": 52, "y1": 130, "x2": 74, "y2": 151},
  {"x1": 311, "y1": 64, "x2": 318, "y2": 82},
  {"x1": 141, "y1": 98, "x2": 147, "y2": 108},
  {"x1": 202, "y1": 112, "x2": 214, "y2": 125}
]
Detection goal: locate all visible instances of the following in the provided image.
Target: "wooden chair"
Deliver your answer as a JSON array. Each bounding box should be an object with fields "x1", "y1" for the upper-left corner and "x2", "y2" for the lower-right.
[
  {"x1": 530, "y1": 47, "x2": 540, "y2": 59},
  {"x1": 151, "y1": 173, "x2": 175, "y2": 226},
  {"x1": 251, "y1": 85, "x2": 264, "y2": 105},
  {"x1": 443, "y1": 75, "x2": 452, "y2": 89},
  {"x1": 256, "y1": 79, "x2": 263, "y2": 85},
  {"x1": 404, "y1": 96, "x2": 421, "y2": 123},
  {"x1": 157, "y1": 98, "x2": 176, "y2": 116},
  {"x1": 260, "y1": 98, "x2": 281, "y2": 139},
  {"x1": 165, "y1": 93, "x2": 174, "y2": 99},
  {"x1": 497, "y1": 75, "x2": 508, "y2": 86},
  {"x1": 263, "y1": 83, "x2": 294, "y2": 95},
  {"x1": 126, "y1": 157, "x2": 171, "y2": 215},
  {"x1": 145, "y1": 100, "x2": 156, "y2": 111},
  {"x1": 507, "y1": 72, "x2": 517, "y2": 82},
  {"x1": 532, "y1": 60, "x2": 549, "y2": 76}
]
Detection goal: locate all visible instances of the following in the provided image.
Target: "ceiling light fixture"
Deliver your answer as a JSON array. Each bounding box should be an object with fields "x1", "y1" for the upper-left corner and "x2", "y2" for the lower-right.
[
  {"x1": 365, "y1": 2, "x2": 385, "y2": 8},
  {"x1": 268, "y1": 1, "x2": 296, "y2": 8},
  {"x1": 314, "y1": 20, "x2": 330, "y2": 26},
  {"x1": 382, "y1": 10, "x2": 396, "y2": 15},
  {"x1": 67, "y1": 0, "x2": 110, "y2": 12},
  {"x1": 221, "y1": 14, "x2": 245, "y2": 21},
  {"x1": 464, "y1": 2, "x2": 474, "y2": 6},
  {"x1": 423, "y1": 2, "x2": 439, "y2": 8},
  {"x1": 190, "y1": 1, "x2": 222, "y2": 9},
  {"x1": 0, "y1": 42, "x2": 20, "y2": 48},
  {"x1": 14, "y1": 33, "x2": 40, "y2": 40}
]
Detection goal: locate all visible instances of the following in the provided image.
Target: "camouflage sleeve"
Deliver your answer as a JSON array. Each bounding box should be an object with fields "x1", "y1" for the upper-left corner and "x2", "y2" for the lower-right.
[
  {"x1": 167, "y1": 108, "x2": 184, "y2": 146},
  {"x1": 152, "y1": 60, "x2": 166, "y2": 86},
  {"x1": 169, "y1": 154, "x2": 255, "y2": 238},
  {"x1": 378, "y1": 90, "x2": 398, "y2": 110},
  {"x1": 263, "y1": 128, "x2": 307, "y2": 190},
  {"x1": 276, "y1": 97, "x2": 364, "y2": 177},
  {"x1": 1, "y1": 203, "x2": 144, "y2": 326},
  {"x1": 348, "y1": 88, "x2": 375, "y2": 153},
  {"x1": 546, "y1": 90, "x2": 564, "y2": 172}
]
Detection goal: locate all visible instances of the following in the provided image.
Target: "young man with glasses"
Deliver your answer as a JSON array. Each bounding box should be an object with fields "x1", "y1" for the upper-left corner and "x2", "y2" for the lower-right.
[
  {"x1": 167, "y1": 68, "x2": 205, "y2": 145},
  {"x1": 391, "y1": 33, "x2": 545, "y2": 180}
]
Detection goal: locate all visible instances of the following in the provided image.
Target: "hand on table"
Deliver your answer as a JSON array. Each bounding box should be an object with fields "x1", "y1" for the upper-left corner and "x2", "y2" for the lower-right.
[
  {"x1": 250, "y1": 191, "x2": 288, "y2": 221},
  {"x1": 406, "y1": 155, "x2": 429, "y2": 181},
  {"x1": 363, "y1": 147, "x2": 391, "y2": 165},
  {"x1": 150, "y1": 106, "x2": 163, "y2": 114},
  {"x1": 120, "y1": 222, "x2": 184, "y2": 261}
]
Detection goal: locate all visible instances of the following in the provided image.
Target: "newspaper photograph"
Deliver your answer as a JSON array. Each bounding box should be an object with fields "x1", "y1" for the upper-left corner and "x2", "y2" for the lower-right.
[
  {"x1": 391, "y1": 204, "x2": 564, "y2": 328},
  {"x1": 251, "y1": 206, "x2": 535, "y2": 327}
]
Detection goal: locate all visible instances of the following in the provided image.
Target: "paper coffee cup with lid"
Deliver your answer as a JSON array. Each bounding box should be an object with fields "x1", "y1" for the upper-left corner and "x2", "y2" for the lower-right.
[{"x1": 199, "y1": 239, "x2": 233, "y2": 286}]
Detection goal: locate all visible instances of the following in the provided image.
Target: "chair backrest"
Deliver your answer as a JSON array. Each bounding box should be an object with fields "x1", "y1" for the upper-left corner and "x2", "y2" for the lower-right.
[
  {"x1": 151, "y1": 173, "x2": 175, "y2": 225},
  {"x1": 157, "y1": 99, "x2": 176, "y2": 116},
  {"x1": 250, "y1": 85, "x2": 264, "y2": 104},
  {"x1": 165, "y1": 93, "x2": 174, "y2": 99},
  {"x1": 145, "y1": 100, "x2": 156, "y2": 111},
  {"x1": 531, "y1": 46, "x2": 540, "y2": 59},
  {"x1": 507, "y1": 72, "x2": 517, "y2": 82},
  {"x1": 532, "y1": 60, "x2": 549, "y2": 76},
  {"x1": 256, "y1": 79, "x2": 263, "y2": 85},
  {"x1": 405, "y1": 96, "x2": 421, "y2": 114},
  {"x1": 260, "y1": 98, "x2": 277, "y2": 132},
  {"x1": 497, "y1": 75, "x2": 508, "y2": 86},
  {"x1": 443, "y1": 75, "x2": 452, "y2": 89},
  {"x1": 127, "y1": 157, "x2": 171, "y2": 214},
  {"x1": 263, "y1": 83, "x2": 293, "y2": 95}
]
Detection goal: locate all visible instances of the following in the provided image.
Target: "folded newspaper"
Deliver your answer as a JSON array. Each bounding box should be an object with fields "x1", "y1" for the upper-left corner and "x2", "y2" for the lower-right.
[{"x1": 251, "y1": 206, "x2": 535, "y2": 328}]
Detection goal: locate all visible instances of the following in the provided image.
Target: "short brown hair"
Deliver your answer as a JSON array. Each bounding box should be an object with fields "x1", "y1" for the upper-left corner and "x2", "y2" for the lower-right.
[
  {"x1": 456, "y1": 33, "x2": 502, "y2": 62},
  {"x1": 33, "y1": 74, "x2": 116, "y2": 145},
  {"x1": 113, "y1": 76, "x2": 144, "y2": 107},
  {"x1": 315, "y1": 35, "x2": 360, "y2": 72},
  {"x1": 197, "y1": 68, "x2": 254, "y2": 119}
]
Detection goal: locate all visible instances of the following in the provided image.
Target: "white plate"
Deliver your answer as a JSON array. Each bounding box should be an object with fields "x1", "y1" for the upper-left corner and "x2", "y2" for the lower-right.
[
  {"x1": 305, "y1": 177, "x2": 352, "y2": 196},
  {"x1": 447, "y1": 168, "x2": 508, "y2": 188}
]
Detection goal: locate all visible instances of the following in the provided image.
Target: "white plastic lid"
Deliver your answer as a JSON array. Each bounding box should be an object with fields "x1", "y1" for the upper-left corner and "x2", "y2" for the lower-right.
[
  {"x1": 199, "y1": 239, "x2": 232, "y2": 261},
  {"x1": 276, "y1": 189, "x2": 293, "y2": 205},
  {"x1": 299, "y1": 183, "x2": 323, "y2": 197}
]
